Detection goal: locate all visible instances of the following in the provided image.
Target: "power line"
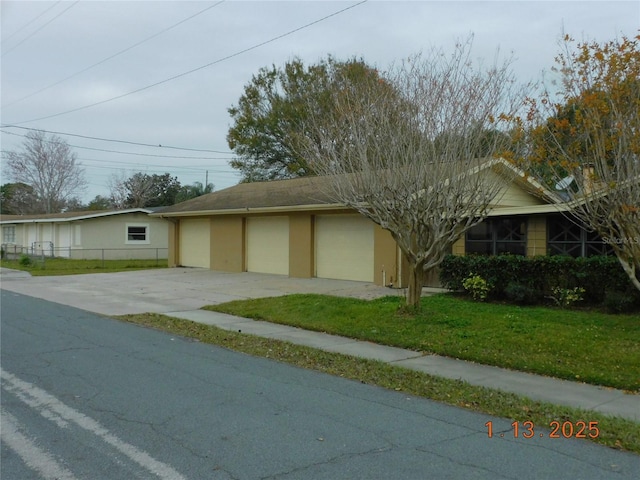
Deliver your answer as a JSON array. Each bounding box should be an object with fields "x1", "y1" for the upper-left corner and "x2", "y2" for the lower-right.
[
  {"x1": 79, "y1": 158, "x2": 231, "y2": 173},
  {"x1": 2, "y1": 1, "x2": 226, "y2": 108},
  {"x1": 1, "y1": 1, "x2": 62, "y2": 43},
  {"x1": 1, "y1": 125, "x2": 232, "y2": 154},
  {"x1": 8, "y1": 0, "x2": 368, "y2": 125},
  {"x1": 0, "y1": 130, "x2": 234, "y2": 160},
  {"x1": 1, "y1": 1, "x2": 80, "y2": 57}
]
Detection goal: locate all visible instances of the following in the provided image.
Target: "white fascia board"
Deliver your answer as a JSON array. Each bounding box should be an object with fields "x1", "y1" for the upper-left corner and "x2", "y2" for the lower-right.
[
  {"x1": 0, "y1": 208, "x2": 154, "y2": 224},
  {"x1": 150, "y1": 203, "x2": 349, "y2": 217}
]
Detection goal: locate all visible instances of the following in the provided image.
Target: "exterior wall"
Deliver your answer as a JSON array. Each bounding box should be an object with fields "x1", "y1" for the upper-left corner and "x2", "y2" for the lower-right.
[
  {"x1": 452, "y1": 237, "x2": 465, "y2": 255},
  {"x1": 487, "y1": 170, "x2": 547, "y2": 208},
  {"x1": 526, "y1": 215, "x2": 547, "y2": 256},
  {"x1": 168, "y1": 220, "x2": 178, "y2": 267},
  {"x1": 210, "y1": 216, "x2": 244, "y2": 272},
  {"x1": 289, "y1": 214, "x2": 314, "y2": 278},
  {"x1": 373, "y1": 225, "x2": 397, "y2": 287},
  {"x1": 169, "y1": 211, "x2": 400, "y2": 286},
  {"x1": 174, "y1": 211, "x2": 580, "y2": 288},
  {"x1": 72, "y1": 213, "x2": 169, "y2": 259},
  {"x1": 2, "y1": 213, "x2": 168, "y2": 260}
]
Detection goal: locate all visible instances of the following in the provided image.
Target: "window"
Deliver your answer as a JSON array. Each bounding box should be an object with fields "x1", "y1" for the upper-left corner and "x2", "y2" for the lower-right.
[
  {"x1": 126, "y1": 224, "x2": 149, "y2": 244},
  {"x1": 2, "y1": 225, "x2": 16, "y2": 244},
  {"x1": 466, "y1": 218, "x2": 527, "y2": 256},
  {"x1": 547, "y1": 215, "x2": 612, "y2": 257}
]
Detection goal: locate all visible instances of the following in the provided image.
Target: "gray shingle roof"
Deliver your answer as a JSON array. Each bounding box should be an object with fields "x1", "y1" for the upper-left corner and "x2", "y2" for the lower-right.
[{"x1": 158, "y1": 176, "x2": 338, "y2": 214}]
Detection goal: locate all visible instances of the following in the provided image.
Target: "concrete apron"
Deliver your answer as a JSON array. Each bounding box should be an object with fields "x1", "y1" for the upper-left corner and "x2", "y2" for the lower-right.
[{"x1": 0, "y1": 267, "x2": 418, "y2": 316}]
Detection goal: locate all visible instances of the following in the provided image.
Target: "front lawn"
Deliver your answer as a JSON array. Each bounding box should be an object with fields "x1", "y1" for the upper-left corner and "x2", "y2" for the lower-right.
[
  {"x1": 205, "y1": 293, "x2": 640, "y2": 392},
  {"x1": 0, "y1": 257, "x2": 167, "y2": 276}
]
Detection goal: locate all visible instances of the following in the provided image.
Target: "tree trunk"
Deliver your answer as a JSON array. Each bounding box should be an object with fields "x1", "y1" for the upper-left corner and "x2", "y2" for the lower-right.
[
  {"x1": 406, "y1": 261, "x2": 426, "y2": 309},
  {"x1": 617, "y1": 255, "x2": 640, "y2": 292}
]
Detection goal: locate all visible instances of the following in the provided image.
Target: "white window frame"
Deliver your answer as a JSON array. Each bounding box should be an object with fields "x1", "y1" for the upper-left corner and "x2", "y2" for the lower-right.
[
  {"x1": 2, "y1": 225, "x2": 16, "y2": 244},
  {"x1": 125, "y1": 223, "x2": 150, "y2": 244}
]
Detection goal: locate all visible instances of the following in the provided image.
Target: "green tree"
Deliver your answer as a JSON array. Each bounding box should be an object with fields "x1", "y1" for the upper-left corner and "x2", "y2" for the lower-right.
[
  {"x1": 175, "y1": 181, "x2": 214, "y2": 204},
  {"x1": 63, "y1": 197, "x2": 85, "y2": 212},
  {"x1": 0, "y1": 182, "x2": 38, "y2": 214},
  {"x1": 227, "y1": 56, "x2": 392, "y2": 182},
  {"x1": 86, "y1": 195, "x2": 114, "y2": 211}
]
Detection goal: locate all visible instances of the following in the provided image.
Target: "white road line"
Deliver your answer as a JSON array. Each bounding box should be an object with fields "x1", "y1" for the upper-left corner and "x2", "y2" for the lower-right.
[
  {"x1": 1, "y1": 408, "x2": 78, "y2": 480},
  {"x1": 3, "y1": 378, "x2": 70, "y2": 428},
  {"x1": 1, "y1": 368, "x2": 187, "y2": 480}
]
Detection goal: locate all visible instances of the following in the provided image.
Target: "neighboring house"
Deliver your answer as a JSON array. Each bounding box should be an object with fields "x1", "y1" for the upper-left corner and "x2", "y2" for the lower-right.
[
  {"x1": 0, "y1": 208, "x2": 169, "y2": 260},
  {"x1": 153, "y1": 160, "x2": 608, "y2": 287}
]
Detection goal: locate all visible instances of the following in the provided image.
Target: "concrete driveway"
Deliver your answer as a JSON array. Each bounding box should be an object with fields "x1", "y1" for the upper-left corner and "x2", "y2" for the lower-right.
[{"x1": 0, "y1": 267, "x2": 405, "y2": 316}]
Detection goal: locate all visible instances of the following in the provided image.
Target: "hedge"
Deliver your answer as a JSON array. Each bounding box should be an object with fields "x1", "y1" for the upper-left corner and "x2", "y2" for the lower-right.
[{"x1": 439, "y1": 254, "x2": 640, "y2": 310}]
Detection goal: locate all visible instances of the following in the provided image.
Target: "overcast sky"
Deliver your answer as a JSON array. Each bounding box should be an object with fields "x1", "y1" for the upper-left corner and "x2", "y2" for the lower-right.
[{"x1": 1, "y1": 0, "x2": 638, "y2": 203}]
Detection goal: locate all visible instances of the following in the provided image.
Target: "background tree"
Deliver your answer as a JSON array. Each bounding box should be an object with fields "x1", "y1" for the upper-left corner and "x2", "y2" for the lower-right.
[
  {"x1": 86, "y1": 195, "x2": 114, "y2": 211},
  {"x1": 227, "y1": 56, "x2": 393, "y2": 182},
  {"x1": 0, "y1": 182, "x2": 38, "y2": 214},
  {"x1": 63, "y1": 197, "x2": 85, "y2": 212},
  {"x1": 108, "y1": 172, "x2": 182, "y2": 208},
  {"x1": 175, "y1": 181, "x2": 214, "y2": 203},
  {"x1": 297, "y1": 40, "x2": 527, "y2": 308},
  {"x1": 521, "y1": 34, "x2": 640, "y2": 291},
  {"x1": 2, "y1": 130, "x2": 86, "y2": 213}
]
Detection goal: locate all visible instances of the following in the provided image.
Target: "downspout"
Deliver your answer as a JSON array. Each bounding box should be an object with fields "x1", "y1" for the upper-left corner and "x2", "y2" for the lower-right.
[
  {"x1": 162, "y1": 216, "x2": 179, "y2": 267},
  {"x1": 396, "y1": 244, "x2": 403, "y2": 289}
]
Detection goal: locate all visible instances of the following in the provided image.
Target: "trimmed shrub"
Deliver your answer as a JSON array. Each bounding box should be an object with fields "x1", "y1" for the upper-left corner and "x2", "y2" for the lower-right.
[
  {"x1": 504, "y1": 282, "x2": 541, "y2": 305},
  {"x1": 603, "y1": 291, "x2": 639, "y2": 314},
  {"x1": 439, "y1": 254, "x2": 639, "y2": 310}
]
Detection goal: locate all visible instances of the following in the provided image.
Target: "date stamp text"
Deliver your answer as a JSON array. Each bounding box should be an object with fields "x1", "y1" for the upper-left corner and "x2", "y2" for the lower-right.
[{"x1": 485, "y1": 420, "x2": 600, "y2": 439}]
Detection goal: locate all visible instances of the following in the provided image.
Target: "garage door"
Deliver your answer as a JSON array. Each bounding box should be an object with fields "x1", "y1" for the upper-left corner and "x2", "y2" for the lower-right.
[
  {"x1": 315, "y1": 215, "x2": 374, "y2": 282},
  {"x1": 179, "y1": 218, "x2": 210, "y2": 268},
  {"x1": 246, "y1": 216, "x2": 289, "y2": 275}
]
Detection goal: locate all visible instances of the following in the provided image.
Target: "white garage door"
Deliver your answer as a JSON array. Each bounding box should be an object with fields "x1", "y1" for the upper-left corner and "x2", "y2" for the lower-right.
[
  {"x1": 246, "y1": 216, "x2": 289, "y2": 275},
  {"x1": 179, "y1": 218, "x2": 210, "y2": 268},
  {"x1": 315, "y1": 215, "x2": 374, "y2": 282}
]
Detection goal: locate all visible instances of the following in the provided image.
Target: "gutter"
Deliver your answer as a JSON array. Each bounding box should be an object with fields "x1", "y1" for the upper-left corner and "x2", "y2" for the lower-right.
[{"x1": 149, "y1": 203, "x2": 349, "y2": 218}]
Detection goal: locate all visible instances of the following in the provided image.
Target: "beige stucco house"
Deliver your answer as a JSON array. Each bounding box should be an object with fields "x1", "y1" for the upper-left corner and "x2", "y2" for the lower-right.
[
  {"x1": 0, "y1": 208, "x2": 169, "y2": 260},
  {"x1": 153, "y1": 161, "x2": 604, "y2": 287}
]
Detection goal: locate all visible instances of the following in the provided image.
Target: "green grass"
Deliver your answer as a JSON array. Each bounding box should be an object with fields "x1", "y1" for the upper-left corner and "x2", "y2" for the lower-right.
[
  {"x1": 204, "y1": 294, "x2": 640, "y2": 392},
  {"x1": 0, "y1": 257, "x2": 168, "y2": 276},
  {"x1": 116, "y1": 312, "x2": 640, "y2": 454}
]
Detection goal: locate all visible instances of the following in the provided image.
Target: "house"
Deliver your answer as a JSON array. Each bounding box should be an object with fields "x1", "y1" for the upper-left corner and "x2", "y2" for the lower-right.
[
  {"x1": 0, "y1": 208, "x2": 169, "y2": 260},
  {"x1": 153, "y1": 160, "x2": 606, "y2": 287}
]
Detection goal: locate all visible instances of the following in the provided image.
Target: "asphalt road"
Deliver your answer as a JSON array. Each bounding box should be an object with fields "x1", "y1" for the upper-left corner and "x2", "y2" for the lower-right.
[{"x1": 1, "y1": 290, "x2": 638, "y2": 479}]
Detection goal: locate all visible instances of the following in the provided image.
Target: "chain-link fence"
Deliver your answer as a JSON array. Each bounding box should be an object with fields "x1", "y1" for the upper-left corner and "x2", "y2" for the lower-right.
[{"x1": 1, "y1": 243, "x2": 168, "y2": 264}]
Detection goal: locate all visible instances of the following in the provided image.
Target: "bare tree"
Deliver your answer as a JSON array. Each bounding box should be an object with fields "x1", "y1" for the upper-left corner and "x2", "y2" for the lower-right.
[
  {"x1": 522, "y1": 34, "x2": 640, "y2": 291},
  {"x1": 107, "y1": 171, "x2": 131, "y2": 209},
  {"x1": 108, "y1": 171, "x2": 182, "y2": 208},
  {"x1": 3, "y1": 130, "x2": 86, "y2": 213},
  {"x1": 297, "y1": 39, "x2": 527, "y2": 308}
]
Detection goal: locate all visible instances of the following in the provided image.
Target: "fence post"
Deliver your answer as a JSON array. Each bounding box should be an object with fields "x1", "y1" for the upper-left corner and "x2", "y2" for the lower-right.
[
  {"x1": 156, "y1": 248, "x2": 159, "y2": 266},
  {"x1": 102, "y1": 249, "x2": 105, "y2": 268}
]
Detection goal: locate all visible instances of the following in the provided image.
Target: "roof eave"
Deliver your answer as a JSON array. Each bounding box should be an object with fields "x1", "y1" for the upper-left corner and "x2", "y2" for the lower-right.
[
  {"x1": 0, "y1": 208, "x2": 155, "y2": 224},
  {"x1": 150, "y1": 203, "x2": 349, "y2": 217}
]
